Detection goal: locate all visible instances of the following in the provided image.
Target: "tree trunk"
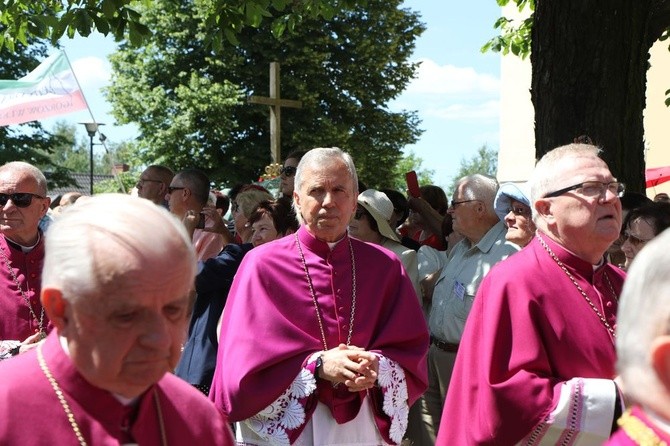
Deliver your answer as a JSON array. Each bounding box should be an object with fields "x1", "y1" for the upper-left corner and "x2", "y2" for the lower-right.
[{"x1": 530, "y1": 0, "x2": 665, "y2": 192}]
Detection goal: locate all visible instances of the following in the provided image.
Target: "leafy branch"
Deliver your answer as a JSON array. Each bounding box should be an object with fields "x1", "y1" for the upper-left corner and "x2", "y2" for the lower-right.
[{"x1": 480, "y1": 0, "x2": 534, "y2": 59}]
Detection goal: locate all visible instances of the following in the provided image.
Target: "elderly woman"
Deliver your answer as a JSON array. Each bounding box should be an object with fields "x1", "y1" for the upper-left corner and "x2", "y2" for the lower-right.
[
  {"x1": 493, "y1": 182, "x2": 536, "y2": 248},
  {"x1": 248, "y1": 198, "x2": 299, "y2": 247},
  {"x1": 620, "y1": 201, "x2": 670, "y2": 270},
  {"x1": 231, "y1": 186, "x2": 274, "y2": 243}
]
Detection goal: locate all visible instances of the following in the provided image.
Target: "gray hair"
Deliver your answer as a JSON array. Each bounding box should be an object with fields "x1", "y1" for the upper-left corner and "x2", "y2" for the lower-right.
[
  {"x1": 0, "y1": 161, "x2": 48, "y2": 196},
  {"x1": 175, "y1": 168, "x2": 210, "y2": 206},
  {"x1": 42, "y1": 194, "x2": 196, "y2": 302},
  {"x1": 529, "y1": 144, "x2": 602, "y2": 205},
  {"x1": 616, "y1": 227, "x2": 670, "y2": 404},
  {"x1": 456, "y1": 174, "x2": 499, "y2": 217},
  {"x1": 292, "y1": 147, "x2": 359, "y2": 224}
]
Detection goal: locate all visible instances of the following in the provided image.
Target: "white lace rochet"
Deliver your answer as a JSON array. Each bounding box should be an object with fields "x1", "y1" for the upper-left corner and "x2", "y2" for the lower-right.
[{"x1": 242, "y1": 354, "x2": 409, "y2": 445}]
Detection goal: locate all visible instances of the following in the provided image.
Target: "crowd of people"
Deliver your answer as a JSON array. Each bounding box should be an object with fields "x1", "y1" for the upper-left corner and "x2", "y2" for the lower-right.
[{"x1": 0, "y1": 142, "x2": 669, "y2": 445}]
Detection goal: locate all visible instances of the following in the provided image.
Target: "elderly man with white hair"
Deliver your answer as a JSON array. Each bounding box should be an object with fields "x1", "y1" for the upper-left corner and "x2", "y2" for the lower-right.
[
  {"x1": 440, "y1": 143, "x2": 627, "y2": 445},
  {"x1": 605, "y1": 228, "x2": 670, "y2": 444},
  {"x1": 422, "y1": 173, "x2": 519, "y2": 440},
  {"x1": 209, "y1": 147, "x2": 428, "y2": 445},
  {"x1": 0, "y1": 194, "x2": 233, "y2": 445}
]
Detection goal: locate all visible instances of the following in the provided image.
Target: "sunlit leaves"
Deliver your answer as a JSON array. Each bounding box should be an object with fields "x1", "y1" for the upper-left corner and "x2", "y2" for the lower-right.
[{"x1": 481, "y1": 0, "x2": 534, "y2": 59}]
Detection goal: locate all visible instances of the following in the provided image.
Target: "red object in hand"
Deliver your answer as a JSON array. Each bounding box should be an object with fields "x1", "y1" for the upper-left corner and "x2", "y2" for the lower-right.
[{"x1": 405, "y1": 171, "x2": 421, "y2": 198}]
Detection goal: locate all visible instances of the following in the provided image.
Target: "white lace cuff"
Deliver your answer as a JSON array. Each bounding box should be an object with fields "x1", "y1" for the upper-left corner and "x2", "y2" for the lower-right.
[{"x1": 377, "y1": 355, "x2": 410, "y2": 444}]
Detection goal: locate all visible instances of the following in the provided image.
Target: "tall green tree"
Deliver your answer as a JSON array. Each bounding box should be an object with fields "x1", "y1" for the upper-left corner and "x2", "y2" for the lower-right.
[
  {"x1": 448, "y1": 144, "x2": 498, "y2": 194},
  {"x1": 486, "y1": 0, "x2": 670, "y2": 192},
  {"x1": 106, "y1": 0, "x2": 423, "y2": 187}
]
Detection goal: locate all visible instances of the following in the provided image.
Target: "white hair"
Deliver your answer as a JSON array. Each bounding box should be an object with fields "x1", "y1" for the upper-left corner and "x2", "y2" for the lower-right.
[
  {"x1": 42, "y1": 194, "x2": 196, "y2": 301},
  {"x1": 529, "y1": 143, "x2": 602, "y2": 222},
  {"x1": 616, "y1": 227, "x2": 670, "y2": 404},
  {"x1": 456, "y1": 174, "x2": 498, "y2": 213},
  {"x1": 292, "y1": 147, "x2": 359, "y2": 224}
]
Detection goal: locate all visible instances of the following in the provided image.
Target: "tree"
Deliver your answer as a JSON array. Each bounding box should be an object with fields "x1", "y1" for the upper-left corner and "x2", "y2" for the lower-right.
[
  {"x1": 0, "y1": 0, "x2": 366, "y2": 52},
  {"x1": 106, "y1": 0, "x2": 423, "y2": 187},
  {"x1": 448, "y1": 144, "x2": 498, "y2": 193},
  {"x1": 389, "y1": 151, "x2": 435, "y2": 192},
  {"x1": 486, "y1": 1, "x2": 670, "y2": 192},
  {"x1": 43, "y1": 121, "x2": 137, "y2": 176}
]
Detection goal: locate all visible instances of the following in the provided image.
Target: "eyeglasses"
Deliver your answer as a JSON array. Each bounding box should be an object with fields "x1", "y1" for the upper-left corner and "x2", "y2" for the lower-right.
[
  {"x1": 167, "y1": 186, "x2": 185, "y2": 194},
  {"x1": 137, "y1": 178, "x2": 163, "y2": 186},
  {"x1": 0, "y1": 193, "x2": 45, "y2": 208},
  {"x1": 280, "y1": 166, "x2": 297, "y2": 177},
  {"x1": 450, "y1": 199, "x2": 478, "y2": 208},
  {"x1": 354, "y1": 208, "x2": 368, "y2": 220},
  {"x1": 507, "y1": 205, "x2": 530, "y2": 216},
  {"x1": 622, "y1": 231, "x2": 653, "y2": 246},
  {"x1": 543, "y1": 181, "x2": 625, "y2": 199}
]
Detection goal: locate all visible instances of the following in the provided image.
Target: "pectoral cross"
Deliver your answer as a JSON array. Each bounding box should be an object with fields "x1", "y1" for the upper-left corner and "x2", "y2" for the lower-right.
[{"x1": 248, "y1": 62, "x2": 302, "y2": 164}]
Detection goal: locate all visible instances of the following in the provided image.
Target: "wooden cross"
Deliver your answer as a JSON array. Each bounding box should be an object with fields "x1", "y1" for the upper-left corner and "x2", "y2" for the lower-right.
[{"x1": 248, "y1": 62, "x2": 302, "y2": 164}]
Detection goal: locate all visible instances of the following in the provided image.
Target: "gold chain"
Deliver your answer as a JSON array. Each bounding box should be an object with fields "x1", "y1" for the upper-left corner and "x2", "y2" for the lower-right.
[
  {"x1": 617, "y1": 409, "x2": 668, "y2": 446},
  {"x1": 37, "y1": 343, "x2": 87, "y2": 446},
  {"x1": 0, "y1": 243, "x2": 45, "y2": 337},
  {"x1": 537, "y1": 235, "x2": 617, "y2": 341},
  {"x1": 37, "y1": 343, "x2": 168, "y2": 445},
  {"x1": 295, "y1": 233, "x2": 356, "y2": 350}
]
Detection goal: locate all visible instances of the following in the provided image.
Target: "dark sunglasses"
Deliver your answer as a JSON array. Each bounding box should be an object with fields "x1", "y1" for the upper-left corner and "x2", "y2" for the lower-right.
[
  {"x1": 0, "y1": 192, "x2": 44, "y2": 208},
  {"x1": 280, "y1": 166, "x2": 297, "y2": 177},
  {"x1": 167, "y1": 186, "x2": 186, "y2": 194}
]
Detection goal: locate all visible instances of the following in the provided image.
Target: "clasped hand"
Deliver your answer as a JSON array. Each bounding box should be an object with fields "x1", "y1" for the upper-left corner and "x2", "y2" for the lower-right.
[{"x1": 317, "y1": 344, "x2": 379, "y2": 392}]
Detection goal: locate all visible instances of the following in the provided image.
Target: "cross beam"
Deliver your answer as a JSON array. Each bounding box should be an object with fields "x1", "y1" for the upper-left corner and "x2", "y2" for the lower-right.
[{"x1": 248, "y1": 62, "x2": 302, "y2": 164}]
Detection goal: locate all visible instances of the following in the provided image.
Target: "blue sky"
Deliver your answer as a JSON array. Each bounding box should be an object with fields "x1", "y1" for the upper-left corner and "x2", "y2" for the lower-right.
[{"x1": 46, "y1": 1, "x2": 502, "y2": 190}]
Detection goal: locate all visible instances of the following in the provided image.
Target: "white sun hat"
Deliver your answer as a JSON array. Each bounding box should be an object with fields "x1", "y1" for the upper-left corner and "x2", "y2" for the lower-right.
[{"x1": 357, "y1": 189, "x2": 401, "y2": 243}]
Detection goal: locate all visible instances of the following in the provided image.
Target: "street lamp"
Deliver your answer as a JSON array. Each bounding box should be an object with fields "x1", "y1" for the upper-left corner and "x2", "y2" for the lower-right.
[{"x1": 80, "y1": 122, "x2": 105, "y2": 195}]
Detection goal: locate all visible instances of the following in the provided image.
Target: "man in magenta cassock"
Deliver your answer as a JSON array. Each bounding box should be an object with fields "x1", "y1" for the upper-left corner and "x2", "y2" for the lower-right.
[
  {"x1": 605, "y1": 228, "x2": 670, "y2": 445},
  {"x1": 438, "y1": 143, "x2": 627, "y2": 445},
  {"x1": 209, "y1": 147, "x2": 429, "y2": 445},
  {"x1": 0, "y1": 194, "x2": 233, "y2": 445},
  {"x1": 0, "y1": 162, "x2": 52, "y2": 359}
]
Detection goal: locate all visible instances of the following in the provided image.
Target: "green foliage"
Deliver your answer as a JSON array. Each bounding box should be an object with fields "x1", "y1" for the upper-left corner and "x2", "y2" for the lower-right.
[
  {"x1": 389, "y1": 151, "x2": 435, "y2": 192},
  {"x1": 106, "y1": 0, "x2": 424, "y2": 187},
  {"x1": 94, "y1": 171, "x2": 138, "y2": 194},
  {"x1": 448, "y1": 144, "x2": 498, "y2": 193},
  {"x1": 481, "y1": 0, "x2": 534, "y2": 59},
  {"x1": 0, "y1": 0, "x2": 367, "y2": 52}
]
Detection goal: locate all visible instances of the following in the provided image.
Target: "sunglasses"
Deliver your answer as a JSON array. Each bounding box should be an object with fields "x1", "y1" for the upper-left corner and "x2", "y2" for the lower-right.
[
  {"x1": 280, "y1": 166, "x2": 297, "y2": 177},
  {"x1": 167, "y1": 186, "x2": 186, "y2": 194},
  {"x1": 507, "y1": 205, "x2": 530, "y2": 216},
  {"x1": 0, "y1": 192, "x2": 45, "y2": 208}
]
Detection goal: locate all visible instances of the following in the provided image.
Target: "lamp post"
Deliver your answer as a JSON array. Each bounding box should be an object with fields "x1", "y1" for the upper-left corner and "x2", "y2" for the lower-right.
[{"x1": 80, "y1": 122, "x2": 105, "y2": 195}]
